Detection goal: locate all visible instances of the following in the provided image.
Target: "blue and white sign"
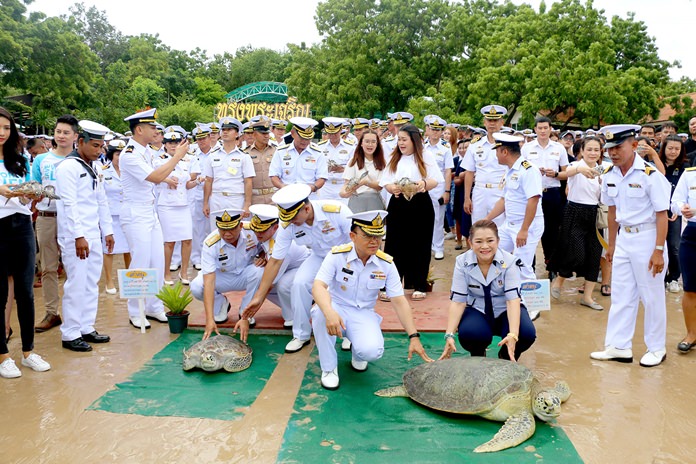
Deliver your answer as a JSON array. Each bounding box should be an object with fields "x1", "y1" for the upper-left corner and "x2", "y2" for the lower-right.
[
  {"x1": 117, "y1": 269, "x2": 160, "y2": 299},
  {"x1": 520, "y1": 279, "x2": 550, "y2": 312}
]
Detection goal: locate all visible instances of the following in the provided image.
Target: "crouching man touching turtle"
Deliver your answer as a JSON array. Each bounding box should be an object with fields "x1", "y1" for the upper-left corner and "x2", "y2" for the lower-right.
[{"x1": 311, "y1": 210, "x2": 433, "y2": 390}]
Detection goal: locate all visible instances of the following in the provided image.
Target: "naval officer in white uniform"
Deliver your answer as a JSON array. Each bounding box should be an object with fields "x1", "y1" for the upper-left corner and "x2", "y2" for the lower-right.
[
  {"x1": 56, "y1": 120, "x2": 114, "y2": 351},
  {"x1": 590, "y1": 125, "x2": 671, "y2": 367}
]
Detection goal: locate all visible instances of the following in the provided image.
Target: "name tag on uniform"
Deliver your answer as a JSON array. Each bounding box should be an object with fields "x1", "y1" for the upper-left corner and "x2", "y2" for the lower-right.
[
  {"x1": 468, "y1": 284, "x2": 481, "y2": 289},
  {"x1": 295, "y1": 231, "x2": 306, "y2": 238},
  {"x1": 341, "y1": 267, "x2": 354, "y2": 275},
  {"x1": 606, "y1": 183, "x2": 616, "y2": 187},
  {"x1": 80, "y1": 173, "x2": 87, "y2": 178},
  {"x1": 628, "y1": 183, "x2": 642, "y2": 189},
  {"x1": 218, "y1": 254, "x2": 228, "y2": 261}
]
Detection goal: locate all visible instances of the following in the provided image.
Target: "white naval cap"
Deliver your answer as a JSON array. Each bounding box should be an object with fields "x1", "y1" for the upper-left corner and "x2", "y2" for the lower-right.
[
  {"x1": 78, "y1": 120, "x2": 110, "y2": 141},
  {"x1": 219, "y1": 117, "x2": 243, "y2": 133},
  {"x1": 391, "y1": 112, "x2": 414, "y2": 125},
  {"x1": 192, "y1": 123, "x2": 211, "y2": 139},
  {"x1": 322, "y1": 117, "x2": 345, "y2": 134},
  {"x1": 272, "y1": 183, "x2": 312, "y2": 222},
  {"x1": 166, "y1": 125, "x2": 187, "y2": 137},
  {"x1": 427, "y1": 116, "x2": 447, "y2": 130},
  {"x1": 124, "y1": 108, "x2": 158, "y2": 127},
  {"x1": 492, "y1": 132, "x2": 524, "y2": 148},
  {"x1": 108, "y1": 139, "x2": 126, "y2": 150},
  {"x1": 598, "y1": 124, "x2": 641, "y2": 149},
  {"x1": 271, "y1": 119, "x2": 288, "y2": 129},
  {"x1": 290, "y1": 117, "x2": 319, "y2": 140},
  {"x1": 349, "y1": 209, "x2": 388, "y2": 236},
  {"x1": 480, "y1": 105, "x2": 507, "y2": 120},
  {"x1": 208, "y1": 121, "x2": 220, "y2": 133},
  {"x1": 163, "y1": 131, "x2": 183, "y2": 142},
  {"x1": 248, "y1": 204, "x2": 280, "y2": 232},
  {"x1": 250, "y1": 115, "x2": 272, "y2": 133},
  {"x1": 212, "y1": 209, "x2": 244, "y2": 230},
  {"x1": 352, "y1": 117, "x2": 370, "y2": 129}
]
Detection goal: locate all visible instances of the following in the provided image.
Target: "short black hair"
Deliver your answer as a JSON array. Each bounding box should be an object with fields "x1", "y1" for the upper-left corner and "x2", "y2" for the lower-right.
[
  {"x1": 56, "y1": 114, "x2": 79, "y2": 133},
  {"x1": 534, "y1": 116, "x2": 552, "y2": 127},
  {"x1": 26, "y1": 138, "x2": 43, "y2": 150}
]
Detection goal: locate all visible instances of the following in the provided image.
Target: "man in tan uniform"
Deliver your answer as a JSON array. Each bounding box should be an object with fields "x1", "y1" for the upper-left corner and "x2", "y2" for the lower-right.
[{"x1": 245, "y1": 115, "x2": 277, "y2": 205}]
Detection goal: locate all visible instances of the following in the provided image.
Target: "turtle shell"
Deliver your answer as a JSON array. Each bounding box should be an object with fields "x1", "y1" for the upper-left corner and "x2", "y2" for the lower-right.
[
  {"x1": 402, "y1": 357, "x2": 534, "y2": 414},
  {"x1": 182, "y1": 335, "x2": 252, "y2": 372}
]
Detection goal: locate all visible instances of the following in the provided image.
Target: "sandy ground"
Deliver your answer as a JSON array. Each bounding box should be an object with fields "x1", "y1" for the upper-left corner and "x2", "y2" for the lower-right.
[{"x1": 1, "y1": 240, "x2": 694, "y2": 464}]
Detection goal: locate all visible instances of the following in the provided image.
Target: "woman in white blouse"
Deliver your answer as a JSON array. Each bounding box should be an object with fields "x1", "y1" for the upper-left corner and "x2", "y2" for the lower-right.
[
  {"x1": 380, "y1": 124, "x2": 444, "y2": 300},
  {"x1": 340, "y1": 130, "x2": 385, "y2": 212},
  {"x1": 549, "y1": 137, "x2": 609, "y2": 309}
]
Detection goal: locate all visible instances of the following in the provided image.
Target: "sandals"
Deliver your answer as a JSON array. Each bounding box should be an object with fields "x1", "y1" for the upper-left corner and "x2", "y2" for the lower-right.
[
  {"x1": 411, "y1": 291, "x2": 426, "y2": 301},
  {"x1": 600, "y1": 285, "x2": 611, "y2": 296},
  {"x1": 678, "y1": 340, "x2": 696, "y2": 353},
  {"x1": 379, "y1": 291, "x2": 391, "y2": 302}
]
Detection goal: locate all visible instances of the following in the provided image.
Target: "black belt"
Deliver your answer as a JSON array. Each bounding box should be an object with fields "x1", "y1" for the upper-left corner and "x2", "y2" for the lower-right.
[{"x1": 38, "y1": 211, "x2": 57, "y2": 217}]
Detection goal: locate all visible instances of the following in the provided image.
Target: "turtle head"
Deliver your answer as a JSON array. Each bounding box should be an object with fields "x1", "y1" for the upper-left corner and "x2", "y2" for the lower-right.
[
  {"x1": 532, "y1": 390, "x2": 562, "y2": 422},
  {"x1": 200, "y1": 351, "x2": 222, "y2": 371}
]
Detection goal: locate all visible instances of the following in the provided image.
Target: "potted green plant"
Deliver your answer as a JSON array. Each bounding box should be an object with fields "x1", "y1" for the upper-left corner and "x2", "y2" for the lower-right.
[{"x1": 155, "y1": 281, "x2": 193, "y2": 333}]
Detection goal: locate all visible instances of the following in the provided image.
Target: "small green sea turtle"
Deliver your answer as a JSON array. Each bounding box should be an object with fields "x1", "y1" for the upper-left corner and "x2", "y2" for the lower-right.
[
  {"x1": 182, "y1": 335, "x2": 252, "y2": 372},
  {"x1": 395, "y1": 177, "x2": 419, "y2": 200},
  {"x1": 5, "y1": 181, "x2": 61, "y2": 205},
  {"x1": 375, "y1": 357, "x2": 571, "y2": 453}
]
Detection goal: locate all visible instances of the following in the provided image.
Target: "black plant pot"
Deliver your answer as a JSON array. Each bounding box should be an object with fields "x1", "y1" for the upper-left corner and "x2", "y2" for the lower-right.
[{"x1": 166, "y1": 311, "x2": 190, "y2": 334}]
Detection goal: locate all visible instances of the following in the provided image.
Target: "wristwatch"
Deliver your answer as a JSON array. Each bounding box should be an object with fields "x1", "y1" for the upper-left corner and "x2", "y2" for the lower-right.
[{"x1": 655, "y1": 245, "x2": 664, "y2": 251}]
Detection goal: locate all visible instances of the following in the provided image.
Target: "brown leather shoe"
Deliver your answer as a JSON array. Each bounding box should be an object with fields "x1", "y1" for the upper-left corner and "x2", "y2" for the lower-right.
[{"x1": 35, "y1": 314, "x2": 62, "y2": 333}]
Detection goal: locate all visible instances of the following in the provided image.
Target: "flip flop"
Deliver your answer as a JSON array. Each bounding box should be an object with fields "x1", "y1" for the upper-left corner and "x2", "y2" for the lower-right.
[{"x1": 601, "y1": 285, "x2": 611, "y2": 296}]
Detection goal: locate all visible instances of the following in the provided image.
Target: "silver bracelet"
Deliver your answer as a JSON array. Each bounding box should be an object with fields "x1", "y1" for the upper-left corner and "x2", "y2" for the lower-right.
[{"x1": 444, "y1": 332, "x2": 457, "y2": 340}]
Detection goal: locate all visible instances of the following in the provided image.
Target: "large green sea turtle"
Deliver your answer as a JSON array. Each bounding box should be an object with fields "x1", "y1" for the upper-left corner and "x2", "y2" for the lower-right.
[
  {"x1": 375, "y1": 357, "x2": 570, "y2": 453},
  {"x1": 182, "y1": 335, "x2": 252, "y2": 372}
]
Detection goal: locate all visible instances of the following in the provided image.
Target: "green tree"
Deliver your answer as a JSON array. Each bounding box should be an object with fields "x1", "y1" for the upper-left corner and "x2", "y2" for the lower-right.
[
  {"x1": 64, "y1": 2, "x2": 127, "y2": 69},
  {"x1": 193, "y1": 76, "x2": 225, "y2": 106},
  {"x1": 157, "y1": 98, "x2": 213, "y2": 132}
]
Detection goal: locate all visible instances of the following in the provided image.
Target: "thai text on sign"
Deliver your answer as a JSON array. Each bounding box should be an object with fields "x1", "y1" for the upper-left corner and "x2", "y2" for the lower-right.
[{"x1": 215, "y1": 96, "x2": 311, "y2": 121}]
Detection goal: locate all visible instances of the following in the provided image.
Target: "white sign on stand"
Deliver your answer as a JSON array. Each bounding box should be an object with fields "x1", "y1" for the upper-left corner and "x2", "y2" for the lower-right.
[
  {"x1": 117, "y1": 269, "x2": 160, "y2": 333},
  {"x1": 520, "y1": 279, "x2": 550, "y2": 313}
]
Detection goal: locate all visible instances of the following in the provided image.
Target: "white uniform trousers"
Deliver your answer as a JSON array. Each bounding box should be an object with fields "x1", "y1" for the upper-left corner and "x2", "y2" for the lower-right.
[
  {"x1": 265, "y1": 267, "x2": 298, "y2": 322},
  {"x1": 208, "y1": 192, "x2": 244, "y2": 231},
  {"x1": 190, "y1": 265, "x2": 264, "y2": 319},
  {"x1": 431, "y1": 201, "x2": 446, "y2": 254},
  {"x1": 499, "y1": 218, "x2": 544, "y2": 281},
  {"x1": 472, "y1": 186, "x2": 505, "y2": 227},
  {"x1": 311, "y1": 303, "x2": 384, "y2": 372},
  {"x1": 605, "y1": 229, "x2": 667, "y2": 352},
  {"x1": 121, "y1": 205, "x2": 165, "y2": 318},
  {"x1": 190, "y1": 199, "x2": 210, "y2": 266},
  {"x1": 58, "y1": 237, "x2": 103, "y2": 341},
  {"x1": 291, "y1": 253, "x2": 325, "y2": 341}
]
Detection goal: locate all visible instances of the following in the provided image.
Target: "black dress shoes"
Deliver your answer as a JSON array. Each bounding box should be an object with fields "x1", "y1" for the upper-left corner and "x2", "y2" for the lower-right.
[
  {"x1": 678, "y1": 340, "x2": 696, "y2": 353},
  {"x1": 62, "y1": 337, "x2": 93, "y2": 352},
  {"x1": 82, "y1": 331, "x2": 110, "y2": 343}
]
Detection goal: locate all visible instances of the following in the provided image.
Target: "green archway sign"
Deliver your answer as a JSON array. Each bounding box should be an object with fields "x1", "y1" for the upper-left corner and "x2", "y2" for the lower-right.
[{"x1": 215, "y1": 81, "x2": 311, "y2": 121}]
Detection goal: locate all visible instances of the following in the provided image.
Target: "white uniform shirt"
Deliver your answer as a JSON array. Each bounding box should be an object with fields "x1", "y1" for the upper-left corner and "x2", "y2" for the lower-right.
[
  {"x1": 154, "y1": 154, "x2": 190, "y2": 207},
  {"x1": 450, "y1": 248, "x2": 523, "y2": 318},
  {"x1": 566, "y1": 160, "x2": 612, "y2": 206},
  {"x1": 671, "y1": 167, "x2": 696, "y2": 222},
  {"x1": 342, "y1": 159, "x2": 383, "y2": 195},
  {"x1": 424, "y1": 140, "x2": 454, "y2": 199},
  {"x1": 318, "y1": 138, "x2": 356, "y2": 198},
  {"x1": 381, "y1": 135, "x2": 397, "y2": 156},
  {"x1": 119, "y1": 139, "x2": 157, "y2": 204},
  {"x1": 273, "y1": 201, "x2": 353, "y2": 260},
  {"x1": 31, "y1": 151, "x2": 66, "y2": 212},
  {"x1": 521, "y1": 139, "x2": 569, "y2": 189},
  {"x1": 600, "y1": 154, "x2": 671, "y2": 227},
  {"x1": 257, "y1": 231, "x2": 311, "y2": 283},
  {"x1": 55, "y1": 155, "x2": 113, "y2": 240},
  {"x1": 315, "y1": 244, "x2": 403, "y2": 309},
  {"x1": 0, "y1": 159, "x2": 31, "y2": 219},
  {"x1": 269, "y1": 142, "x2": 328, "y2": 185},
  {"x1": 100, "y1": 163, "x2": 123, "y2": 216},
  {"x1": 189, "y1": 147, "x2": 213, "y2": 201},
  {"x1": 462, "y1": 137, "x2": 507, "y2": 186},
  {"x1": 202, "y1": 146, "x2": 255, "y2": 194},
  {"x1": 201, "y1": 229, "x2": 259, "y2": 276},
  {"x1": 503, "y1": 157, "x2": 543, "y2": 224},
  {"x1": 379, "y1": 152, "x2": 445, "y2": 187}
]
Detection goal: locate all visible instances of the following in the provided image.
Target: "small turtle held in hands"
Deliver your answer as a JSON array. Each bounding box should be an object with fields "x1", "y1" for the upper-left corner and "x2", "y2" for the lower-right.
[
  {"x1": 346, "y1": 171, "x2": 369, "y2": 191},
  {"x1": 182, "y1": 335, "x2": 253, "y2": 372},
  {"x1": 396, "y1": 177, "x2": 419, "y2": 200},
  {"x1": 5, "y1": 181, "x2": 61, "y2": 205},
  {"x1": 375, "y1": 357, "x2": 571, "y2": 453}
]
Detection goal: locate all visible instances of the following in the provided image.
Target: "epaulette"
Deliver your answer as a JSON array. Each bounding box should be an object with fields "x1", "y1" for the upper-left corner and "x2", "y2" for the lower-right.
[
  {"x1": 331, "y1": 243, "x2": 353, "y2": 254},
  {"x1": 209, "y1": 145, "x2": 221, "y2": 154},
  {"x1": 281, "y1": 221, "x2": 290, "y2": 229},
  {"x1": 376, "y1": 250, "x2": 393, "y2": 263},
  {"x1": 242, "y1": 222, "x2": 251, "y2": 230},
  {"x1": 276, "y1": 143, "x2": 290, "y2": 150},
  {"x1": 322, "y1": 203, "x2": 341, "y2": 213},
  {"x1": 384, "y1": 135, "x2": 395, "y2": 141},
  {"x1": 317, "y1": 140, "x2": 329, "y2": 145},
  {"x1": 124, "y1": 146, "x2": 134, "y2": 153},
  {"x1": 101, "y1": 163, "x2": 110, "y2": 170},
  {"x1": 602, "y1": 165, "x2": 612, "y2": 174},
  {"x1": 204, "y1": 232, "x2": 221, "y2": 247},
  {"x1": 440, "y1": 139, "x2": 451, "y2": 147},
  {"x1": 187, "y1": 149, "x2": 196, "y2": 156},
  {"x1": 159, "y1": 154, "x2": 168, "y2": 159},
  {"x1": 310, "y1": 142, "x2": 322, "y2": 151},
  {"x1": 686, "y1": 167, "x2": 696, "y2": 171},
  {"x1": 344, "y1": 138, "x2": 356, "y2": 145},
  {"x1": 471, "y1": 134, "x2": 482, "y2": 143},
  {"x1": 521, "y1": 160, "x2": 532, "y2": 170},
  {"x1": 240, "y1": 146, "x2": 251, "y2": 154},
  {"x1": 643, "y1": 166, "x2": 656, "y2": 176}
]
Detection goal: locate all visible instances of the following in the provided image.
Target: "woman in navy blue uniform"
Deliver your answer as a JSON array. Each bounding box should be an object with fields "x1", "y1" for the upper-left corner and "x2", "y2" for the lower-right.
[{"x1": 439, "y1": 220, "x2": 536, "y2": 361}]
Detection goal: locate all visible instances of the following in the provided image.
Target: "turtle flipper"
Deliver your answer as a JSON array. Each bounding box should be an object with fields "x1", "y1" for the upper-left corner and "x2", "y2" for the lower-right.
[
  {"x1": 474, "y1": 411, "x2": 535, "y2": 453},
  {"x1": 553, "y1": 381, "x2": 571, "y2": 403},
  {"x1": 374, "y1": 385, "x2": 409, "y2": 397}
]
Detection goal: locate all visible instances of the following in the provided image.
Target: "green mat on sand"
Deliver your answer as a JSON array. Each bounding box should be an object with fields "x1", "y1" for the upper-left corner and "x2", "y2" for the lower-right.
[
  {"x1": 88, "y1": 331, "x2": 282, "y2": 421},
  {"x1": 278, "y1": 333, "x2": 582, "y2": 463}
]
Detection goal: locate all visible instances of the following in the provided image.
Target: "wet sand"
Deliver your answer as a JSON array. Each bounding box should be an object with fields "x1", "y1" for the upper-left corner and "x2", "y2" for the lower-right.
[{"x1": 1, "y1": 243, "x2": 694, "y2": 464}]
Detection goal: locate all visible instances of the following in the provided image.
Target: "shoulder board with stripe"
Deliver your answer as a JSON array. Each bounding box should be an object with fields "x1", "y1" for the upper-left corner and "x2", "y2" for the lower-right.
[
  {"x1": 376, "y1": 250, "x2": 393, "y2": 263},
  {"x1": 471, "y1": 134, "x2": 482, "y2": 143},
  {"x1": 240, "y1": 146, "x2": 251, "y2": 154},
  {"x1": 602, "y1": 165, "x2": 612, "y2": 174},
  {"x1": 281, "y1": 221, "x2": 290, "y2": 229},
  {"x1": 440, "y1": 139, "x2": 451, "y2": 147},
  {"x1": 331, "y1": 243, "x2": 353, "y2": 254},
  {"x1": 643, "y1": 166, "x2": 656, "y2": 176},
  {"x1": 322, "y1": 203, "x2": 341, "y2": 213},
  {"x1": 124, "y1": 146, "x2": 134, "y2": 153},
  {"x1": 384, "y1": 135, "x2": 395, "y2": 141},
  {"x1": 276, "y1": 143, "x2": 290, "y2": 150},
  {"x1": 344, "y1": 138, "x2": 356, "y2": 145},
  {"x1": 317, "y1": 140, "x2": 329, "y2": 145},
  {"x1": 101, "y1": 163, "x2": 111, "y2": 170},
  {"x1": 309, "y1": 142, "x2": 322, "y2": 151},
  {"x1": 205, "y1": 232, "x2": 221, "y2": 247},
  {"x1": 521, "y1": 160, "x2": 533, "y2": 170},
  {"x1": 685, "y1": 167, "x2": 696, "y2": 171},
  {"x1": 242, "y1": 222, "x2": 251, "y2": 230}
]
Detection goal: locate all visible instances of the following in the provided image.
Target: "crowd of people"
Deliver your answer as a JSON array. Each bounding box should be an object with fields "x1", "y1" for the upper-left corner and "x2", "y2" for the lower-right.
[{"x1": 1, "y1": 103, "x2": 695, "y2": 386}]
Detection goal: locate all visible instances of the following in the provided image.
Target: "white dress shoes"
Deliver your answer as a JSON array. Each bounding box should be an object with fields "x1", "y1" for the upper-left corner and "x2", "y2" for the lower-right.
[
  {"x1": 145, "y1": 311, "x2": 168, "y2": 323},
  {"x1": 351, "y1": 354, "x2": 368, "y2": 372},
  {"x1": 341, "y1": 338, "x2": 352, "y2": 351},
  {"x1": 321, "y1": 368, "x2": 339, "y2": 390},
  {"x1": 129, "y1": 317, "x2": 151, "y2": 330},
  {"x1": 285, "y1": 338, "x2": 311, "y2": 353},
  {"x1": 590, "y1": 346, "x2": 633, "y2": 363},
  {"x1": 639, "y1": 349, "x2": 667, "y2": 367}
]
